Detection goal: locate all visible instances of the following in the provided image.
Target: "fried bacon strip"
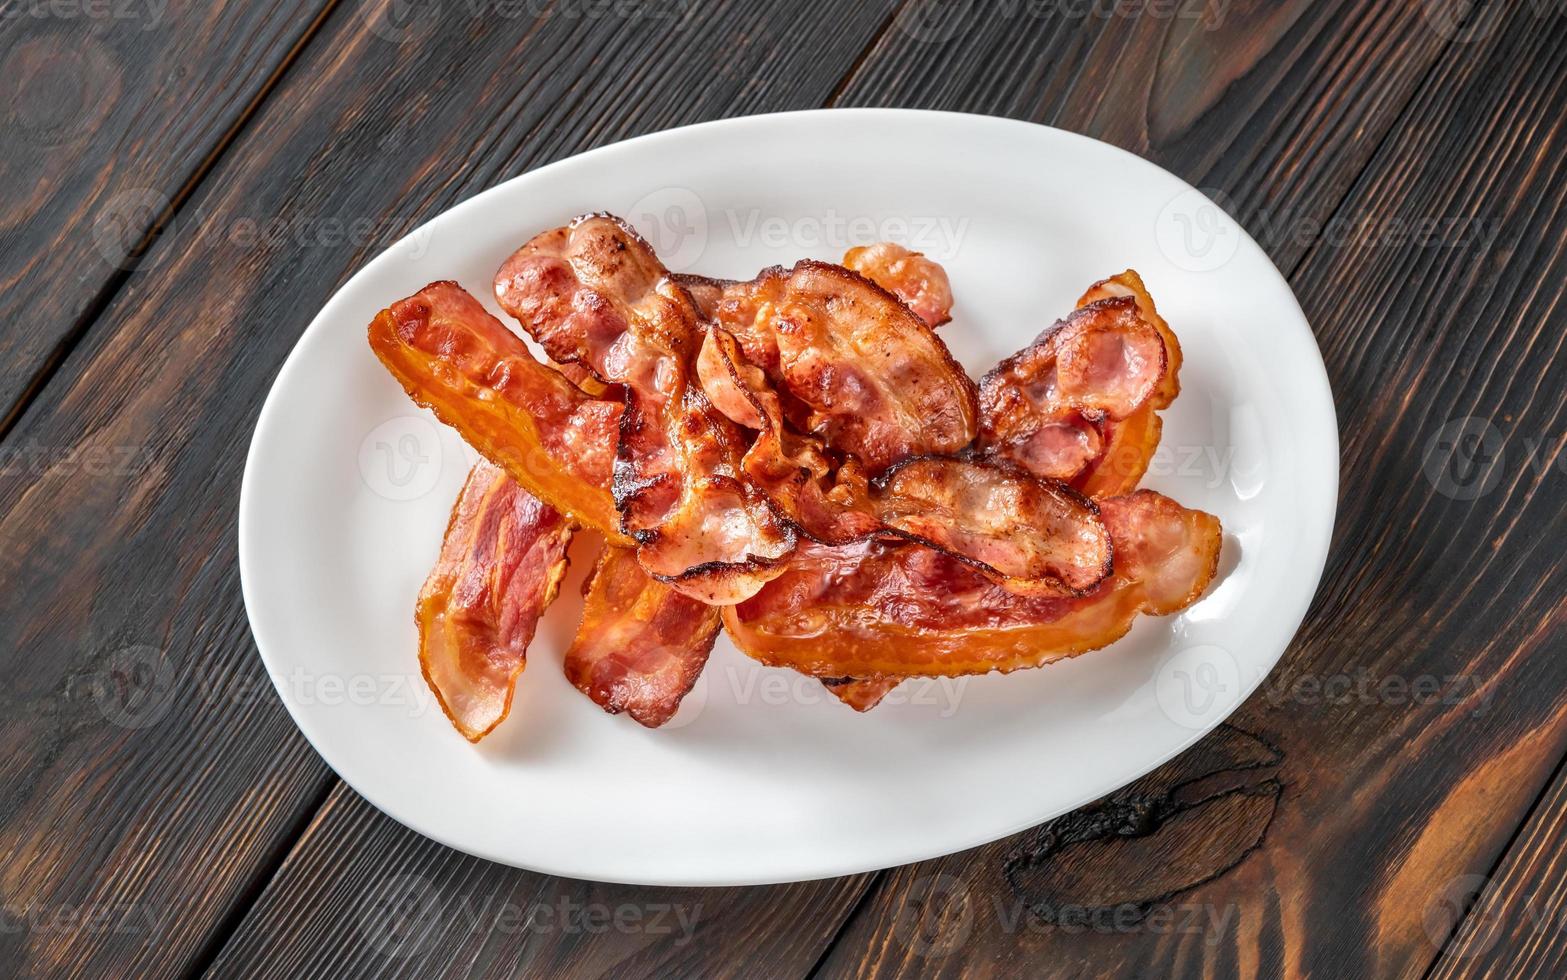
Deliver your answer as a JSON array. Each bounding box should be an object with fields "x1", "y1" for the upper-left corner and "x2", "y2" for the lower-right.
[
  {"x1": 842, "y1": 242, "x2": 954, "y2": 328},
  {"x1": 977, "y1": 294, "x2": 1166, "y2": 493},
  {"x1": 723, "y1": 490, "x2": 1221, "y2": 678},
  {"x1": 698, "y1": 326, "x2": 1111, "y2": 594},
  {"x1": 822, "y1": 677, "x2": 901, "y2": 712},
  {"x1": 671, "y1": 260, "x2": 977, "y2": 472},
  {"x1": 1073, "y1": 271, "x2": 1182, "y2": 496},
  {"x1": 495, "y1": 215, "x2": 794, "y2": 603},
  {"x1": 368, "y1": 281, "x2": 625, "y2": 539},
  {"x1": 417, "y1": 463, "x2": 574, "y2": 741},
  {"x1": 565, "y1": 545, "x2": 722, "y2": 728}
]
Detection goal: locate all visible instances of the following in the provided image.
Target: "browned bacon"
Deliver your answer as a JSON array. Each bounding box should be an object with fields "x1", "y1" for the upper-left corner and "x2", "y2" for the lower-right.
[
  {"x1": 416, "y1": 463, "x2": 574, "y2": 742},
  {"x1": 495, "y1": 215, "x2": 794, "y2": 603},
  {"x1": 368, "y1": 281, "x2": 624, "y2": 538},
  {"x1": 977, "y1": 295, "x2": 1166, "y2": 491},
  {"x1": 670, "y1": 261, "x2": 976, "y2": 473},
  {"x1": 842, "y1": 242, "x2": 954, "y2": 328},
  {"x1": 723, "y1": 491, "x2": 1221, "y2": 678},
  {"x1": 565, "y1": 545, "x2": 722, "y2": 728}
]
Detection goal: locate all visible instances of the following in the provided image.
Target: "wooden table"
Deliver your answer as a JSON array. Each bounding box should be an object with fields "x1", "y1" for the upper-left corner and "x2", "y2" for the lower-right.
[{"x1": 3, "y1": 0, "x2": 1563, "y2": 976}]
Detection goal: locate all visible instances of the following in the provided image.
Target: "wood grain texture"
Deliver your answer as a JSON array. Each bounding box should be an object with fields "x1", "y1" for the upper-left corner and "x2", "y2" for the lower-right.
[
  {"x1": 203, "y1": 784, "x2": 874, "y2": 979},
  {"x1": 818, "y1": 1, "x2": 1567, "y2": 976},
  {"x1": 1427, "y1": 755, "x2": 1567, "y2": 978},
  {"x1": 0, "y1": 0, "x2": 338, "y2": 432},
  {"x1": 0, "y1": 0, "x2": 900, "y2": 975},
  {"x1": 836, "y1": 0, "x2": 1458, "y2": 273}
]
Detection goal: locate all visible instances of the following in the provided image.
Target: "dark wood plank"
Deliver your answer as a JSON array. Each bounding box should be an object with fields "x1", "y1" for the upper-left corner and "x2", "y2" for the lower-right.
[
  {"x1": 839, "y1": 0, "x2": 1455, "y2": 272},
  {"x1": 1428, "y1": 759, "x2": 1567, "y2": 979},
  {"x1": 0, "y1": 0, "x2": 901, "y2": 975},
  {"x1": 202, "y1": 784, "x2": 873, "y2": 979},
  {"x1": 819, "y1": 2, "x2": 1567, "y2": 977},
  {"x1": 0, "y1": 0, "x2": 338, "y2": 432}
]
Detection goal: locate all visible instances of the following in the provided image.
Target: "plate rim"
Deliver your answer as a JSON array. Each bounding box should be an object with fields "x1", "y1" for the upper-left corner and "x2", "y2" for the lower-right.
[{"x1": 238, "y1": 107, "x2": 1340, "y2": 886}]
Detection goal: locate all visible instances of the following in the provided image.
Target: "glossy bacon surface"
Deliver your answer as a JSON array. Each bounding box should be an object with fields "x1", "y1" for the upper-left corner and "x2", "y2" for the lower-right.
[
  {"x1": 723, "y1": 491, "x2": 1221, "y2": 678},
  {"x1": 368, "y1": 281, "x2": 624, "y2": 538},
  {"x1": 977, "y1": 295, "x2": 1166, "y2": 491},
  {"x1": 822, "y1": 677, "x2": 901, "y2": 712},
  {"x1": 417, "y1": 462, "x2": 574, "y2": 742},
  {"x1": 673, "y1": 260, "x2": 977, "y2": 473},
  {"x1": 842, "y1": 242, "x2": 954, "y2": 328},
  {"x1": 565, "y1": 545, "x2": 722, "y2": 728},
  {"x1": 495, "y1": 215, "x2": 794, "y2": 603},
  {"x1": 699, "y1": 325, "x2": 1112, "y2": 594}
]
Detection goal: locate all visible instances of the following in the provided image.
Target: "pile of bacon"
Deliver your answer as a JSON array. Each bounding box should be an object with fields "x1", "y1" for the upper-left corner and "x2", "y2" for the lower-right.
[{"x1": 368, "y1": 214, "x2": 1222, "y2": 741}]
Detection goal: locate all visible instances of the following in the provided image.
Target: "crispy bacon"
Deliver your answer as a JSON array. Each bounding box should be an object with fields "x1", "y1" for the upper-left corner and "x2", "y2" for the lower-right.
[
  {"x1": 873, "y1": 457, "x2": 1111, "y2": 594},
  {"x1": 977, "y1": 295, "x2": 1166, "y2": 491},
  {"x1": 699, "y1": 323, "x2": 1112, "y2": 594},
  {"x1": 368, "y1": 281, "x2": 624, "y2": 538},
  {"x1": 1071, "y1": 271, "x2": 1182, "y2": 495},
  {"x1": 672, "y1": 261, "x2": 977, "y2": 473},
  {"x1": 565, "y1": 545, "x2": 722, "y2": 728},
  {"x1": 417, "y1": 463, "x2": 573, "y2": 741},
  {"x1": 842, "y1": 242, "x2": 954, "y2": 328},
  {"x1": 722, "y1": 491, "x2": 1221, "y2": 678},
  {"x1": 822, "y1": 677, "x2": 901, "y2": 712},
  {"x1": 495, "y1": 215, "x2": 794, "y2": 603}
]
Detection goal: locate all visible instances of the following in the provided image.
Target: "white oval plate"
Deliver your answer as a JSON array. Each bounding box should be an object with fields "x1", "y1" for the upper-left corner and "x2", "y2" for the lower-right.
[{"x1": 240, "y1": 109, "x2": 1337, "y2": 886}]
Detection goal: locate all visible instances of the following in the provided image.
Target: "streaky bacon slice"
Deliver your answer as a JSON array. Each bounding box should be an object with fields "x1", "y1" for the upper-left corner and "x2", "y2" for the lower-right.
[
  {"x1": 368, "y1": 281, "x2": 624, "y2": 539},
  {"x1": 842, "y1": 243, "x2": 954, "y2": 328},
  {"x1": 671, "y1": 260, "x2": 977, "y2": 473},
  {"x1": 873, "y1": 457, "x2": 1111, "y2": 594},
  {"x1": 565, "y1": 545, "x2": 721, "y2": 728},
  {"x1": 722, "y1": 490, "x2": 1221, "y2": 678},
  {"x1": 495, "y1": 215, "x2": 794, "y2": 603},
  {"x1": 1073, "y1": 270, "x2": 1183, "y2": 496},
  {"x1": 699, "y1": 323, "x2": 1112, "y2": 594},
  {"x1": 977, "y1": 295, "x2": 1166, "y2": 491},
  {"x1": 822, "y1": 677, "x2": 901, "y2": 712},
  {"x1": 417, "y1": 462, "x2": 574, "y2": 742}
]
